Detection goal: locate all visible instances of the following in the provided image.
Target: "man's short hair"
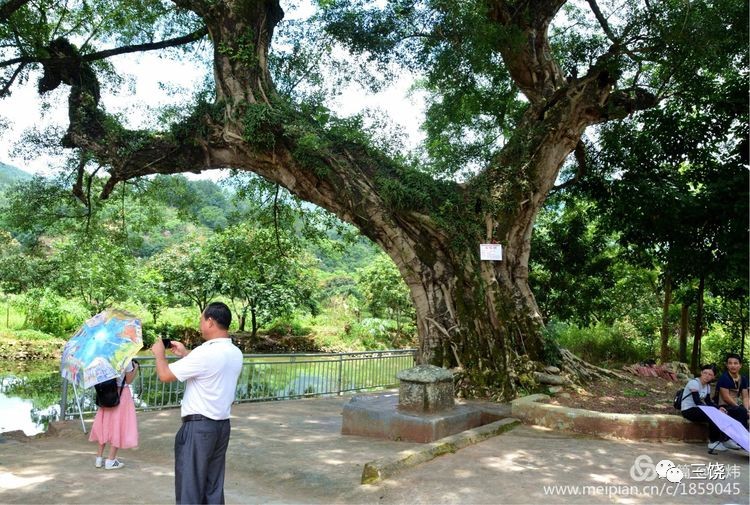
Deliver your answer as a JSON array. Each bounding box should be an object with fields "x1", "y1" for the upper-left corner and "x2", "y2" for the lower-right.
[
  {"x1": 203, "y1": 302, "x2": 232, "y2": 330},
  {"x1": 725, "y1": 353, "x2": 743, "y2": 364}
]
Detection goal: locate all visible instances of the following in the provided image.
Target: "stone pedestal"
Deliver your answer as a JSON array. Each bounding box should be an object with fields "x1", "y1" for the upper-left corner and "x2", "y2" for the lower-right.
[
  {"x1": 397, "y1": 365, "x2": 454, "y2": 412},
  {"x1": 341, "y1": 365, "x2": 484, "y2": 443}
]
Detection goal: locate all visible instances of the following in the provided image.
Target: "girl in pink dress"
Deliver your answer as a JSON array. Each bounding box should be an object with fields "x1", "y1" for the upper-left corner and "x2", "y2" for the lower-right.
[{"x1": 88, "y1": 360, "x2": 140, "y2": 469}]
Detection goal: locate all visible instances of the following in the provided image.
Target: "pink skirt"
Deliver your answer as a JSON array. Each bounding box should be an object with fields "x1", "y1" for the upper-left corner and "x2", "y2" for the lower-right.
[{"x1": 88, "y1": 386, "x2": 139, "y2": 449}]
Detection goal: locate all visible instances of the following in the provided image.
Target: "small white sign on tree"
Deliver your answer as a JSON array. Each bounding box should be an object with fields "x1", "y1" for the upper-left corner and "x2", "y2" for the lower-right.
[{"x1": 479, "y1": 244, "x2": 503, "y2": 261}]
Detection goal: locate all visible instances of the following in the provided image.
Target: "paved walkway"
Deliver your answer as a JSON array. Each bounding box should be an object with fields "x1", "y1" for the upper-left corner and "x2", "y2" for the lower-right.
[{"x1": 0, "y1": 394, "x2": 748, "y2": 504}]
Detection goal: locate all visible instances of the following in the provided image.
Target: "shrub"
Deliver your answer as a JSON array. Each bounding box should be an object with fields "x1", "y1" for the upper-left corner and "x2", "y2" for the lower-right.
[
  {"x1": 340, "y1": 318, "x2": 397, "y2": 350},
  {"x1": 265, "y1": 318, "x2": 311, "y2": 337},
  {"x1": 142, "y1": 322, "x2": 201, "y2": 349},
  {"x1": 546, "y1": 319, "x2": 652, "y2": 365},
  {"x1": 14, "y1": 288, "x2": 88, "y2": 337},
  {"x1": 701, "y1": 323, "x2": 750, "y2": 368}
]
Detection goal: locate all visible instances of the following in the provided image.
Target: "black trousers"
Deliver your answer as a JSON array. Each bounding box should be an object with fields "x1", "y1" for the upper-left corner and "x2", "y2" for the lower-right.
[
  {"x1": 681, "y1": 407, "x2": 723, "y2": 443},
  {"x1": 724, "y1": 404, "x2": 749, "y2": 430},
  {"x1": 174, "y1": 418, "x2": 231, "y2": 504}
]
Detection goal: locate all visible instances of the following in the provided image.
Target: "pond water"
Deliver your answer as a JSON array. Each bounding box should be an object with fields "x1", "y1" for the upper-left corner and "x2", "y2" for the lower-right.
[{"x1": 0, "y1": 360, "x2": 61, "y2": 436}]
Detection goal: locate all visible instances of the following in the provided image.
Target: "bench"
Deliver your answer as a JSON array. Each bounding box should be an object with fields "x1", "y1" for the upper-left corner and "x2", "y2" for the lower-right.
[{"x1": 511, "y1": 394, "x2": 706, "y2": 441}]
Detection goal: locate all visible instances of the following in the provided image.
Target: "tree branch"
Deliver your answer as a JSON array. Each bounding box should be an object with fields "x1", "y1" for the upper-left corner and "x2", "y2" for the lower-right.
[
  {"x1": 597, "y1": 87, "x2": 658, "y2": 122},
  {"x1": 551, "y1": 140, "x2": 586, "y2": 193},
  {"x1": 586, "y1": 0, "x2": 619, "y2": 45},
  {"x1": 0, "y1": 61, "x2": 25, "y2": 97},
  {"x1": 585, "y1": 0, "x2": 645, "y2": 64},
  {"x1": 486, "y1": 0, "x2": 567, "y2": 103},
  {"x1": 0, "y1": 0, "x2": 29, "y2": 23},
  {"x1": 0, "y1": 27, "x2": 207, "y2": 69},
  {"x1": 81, "y1": 27, "x2": 208, "y2": 62}
]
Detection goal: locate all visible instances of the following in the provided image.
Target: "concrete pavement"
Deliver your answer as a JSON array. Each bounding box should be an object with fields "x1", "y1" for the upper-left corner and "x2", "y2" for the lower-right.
[{"x1": 1, "y1": 394, "x2": 748, "y2": 504}]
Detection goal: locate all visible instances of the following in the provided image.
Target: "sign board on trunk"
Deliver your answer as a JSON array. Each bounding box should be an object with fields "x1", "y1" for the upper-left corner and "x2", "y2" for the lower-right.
[{"x1": 479, "y1": 243, "x2": 503, "y2": 261}]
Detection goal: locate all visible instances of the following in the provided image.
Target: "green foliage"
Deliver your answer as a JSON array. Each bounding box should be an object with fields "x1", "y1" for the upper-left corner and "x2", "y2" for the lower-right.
[
  {"x1": 530, "y1": 195, "x2": 616, "y2": 326},
  {"x1": 53, "y1": 234, "x2": 134, "y2": 314},
  {"x1": 141, "y1": 322, "x2": 198, "y2": 349},
  {"x1": 701, "y1": 322, "x2": 750, "y2": 367},
  {"x1": 167, "y1": 93, "x2": 224, "y2": 142},
  {"x1": 540, "y1": 328, "x2": 562, "y2": 368},
  {"x1": 265, "y1": 318, "x2": 311, "y2": 337},
  {"x1": 6, "y1": 328, "x2": 59, "y2": 341},
  {"x1": 0, "y1": 368, "x2": 63, "y2": 414},
  {"x1": 340, "y1": 317, "x2": 415, "y2": 351},
  {"x1": 243, "y1": 103, "x2": 282, "y2": 150},
  {"x1": 622, "y1": 388, "x2": 649, "y2": 398},
  {"x1": 212, "y1": 224, "x2": 319, "y2": 335},
  {"x1": 356, "y1": 253, "x2": 414, "y2": 328},
  {"x1": 131, "y1": 265, "x2": 168, "y2": 324},
  {"x1": 152, "y1": 236, "x2": 222, "y2": 313},
  {"x1": 154, "y1": 306, "x2": 200, "y2": 328},
  {"x1": 0, "y1": 176, "x2": 90, "y2": 246},
  {"x1": 218, "y1": 28, "x2": 259, "y2": 68},
  {"x1": 547, "y1": 319, "x2": 654, "y2": 365},
  {"x1": 141, "y1": 175, "x2": 232, "y2": 233},
  {"x1": 13, "y1": 288, "x2": 87, "y2": 337}
]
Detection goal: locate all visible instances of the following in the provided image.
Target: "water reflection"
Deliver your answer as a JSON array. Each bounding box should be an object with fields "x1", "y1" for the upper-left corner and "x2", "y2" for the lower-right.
[
  {"x1": 0, "y1": 361, "x2": 61, "y2": 436},
  {"x1": 0, "y1": 393, "x2": 59, "y2": 435}
]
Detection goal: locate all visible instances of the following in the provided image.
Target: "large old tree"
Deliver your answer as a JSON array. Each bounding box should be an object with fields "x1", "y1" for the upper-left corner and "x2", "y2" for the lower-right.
[{"x1": 1, "y1": 0, "x2": 744, "y2": 398}]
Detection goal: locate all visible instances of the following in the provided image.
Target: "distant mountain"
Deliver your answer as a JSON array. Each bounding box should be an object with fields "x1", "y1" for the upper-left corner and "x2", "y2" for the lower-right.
[{"x1": 0, "y1": 161, "x2": 33, "y2": 188}]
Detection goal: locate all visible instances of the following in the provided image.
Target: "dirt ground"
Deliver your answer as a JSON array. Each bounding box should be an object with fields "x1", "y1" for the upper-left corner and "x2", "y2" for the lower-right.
[
  {"x1": 546, "y1": 374, "x2": 679, "y2": 415},
  {"x1": 2, "y1": 393, "x2": 748, "y2": 505}
]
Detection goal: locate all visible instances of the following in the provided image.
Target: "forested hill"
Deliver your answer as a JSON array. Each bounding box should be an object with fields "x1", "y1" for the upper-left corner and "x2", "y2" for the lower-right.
[{"x1": 0, "y1": 162, "x2": 32, "y2": 188}]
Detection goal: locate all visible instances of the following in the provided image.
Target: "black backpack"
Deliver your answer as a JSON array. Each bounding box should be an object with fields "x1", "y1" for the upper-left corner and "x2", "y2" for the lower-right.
[
  {"x1": 673, "y1": 389, "x2": 690, "y2": 410},
  {"x1": 94, "y1": 378, "x2": 125, "y2": 408}
]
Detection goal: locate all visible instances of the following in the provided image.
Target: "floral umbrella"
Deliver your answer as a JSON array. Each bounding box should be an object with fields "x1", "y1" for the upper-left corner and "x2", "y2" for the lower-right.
[{"x1": 60, "y1": 308, "x2": 143, "y2": 389}]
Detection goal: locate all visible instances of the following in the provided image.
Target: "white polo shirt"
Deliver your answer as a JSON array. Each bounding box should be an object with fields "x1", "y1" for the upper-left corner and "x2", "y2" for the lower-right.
[{"x1": 168, "y1": 338, "x2": 243, "y2": 420}]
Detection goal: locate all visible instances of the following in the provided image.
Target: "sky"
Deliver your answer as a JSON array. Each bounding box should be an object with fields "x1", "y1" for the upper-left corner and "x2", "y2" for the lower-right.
[{"x1": 0, "y1": 40, "x2": 425, "y2": 179}]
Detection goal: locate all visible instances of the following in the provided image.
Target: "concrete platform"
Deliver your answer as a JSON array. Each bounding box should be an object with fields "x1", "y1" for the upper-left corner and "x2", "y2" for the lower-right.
[
  {"x1": 341, "y1": 393, "x2": 483, "y2": 443},
  {"x1": 1, "y1": 392, "x2": 748, "y2": 504},
  {"x1": 512, "y1": 394, "x2": 708, "y2": 441}
]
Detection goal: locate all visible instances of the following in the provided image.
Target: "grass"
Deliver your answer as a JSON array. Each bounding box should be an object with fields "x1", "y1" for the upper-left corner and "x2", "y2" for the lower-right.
[
  {"x1": 0, "y1": 296, "x2": 26, "y2": 330},
  {"x1": 622, "y1": 388, "x2": 650, "y2": 398}
]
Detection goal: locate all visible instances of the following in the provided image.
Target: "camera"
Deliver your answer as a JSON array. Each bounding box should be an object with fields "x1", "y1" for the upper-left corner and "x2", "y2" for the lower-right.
[{"x1": 162, "y1": 338, "x2": 172, "y2": 348}]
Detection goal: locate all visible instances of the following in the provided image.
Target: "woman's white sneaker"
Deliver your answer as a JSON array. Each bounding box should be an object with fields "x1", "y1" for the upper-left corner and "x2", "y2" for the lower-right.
[
  {"x1": 707, "y1": 441, "x2": 728, "y2": 452},
  {"x1": 723, "y1": 439, "x2": 742, "y2": 450},
  {"x1": 95, "y1": 456, "x2": 103, "y2": 468},
  {"x1": 104, "y1": 459, "x2": 124, "y2": 470}
]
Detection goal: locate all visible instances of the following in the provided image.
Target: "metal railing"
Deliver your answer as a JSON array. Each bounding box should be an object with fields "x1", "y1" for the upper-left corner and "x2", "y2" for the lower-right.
[{"x1": 61, "y1": 349, "x2": 416, "y2": 419}]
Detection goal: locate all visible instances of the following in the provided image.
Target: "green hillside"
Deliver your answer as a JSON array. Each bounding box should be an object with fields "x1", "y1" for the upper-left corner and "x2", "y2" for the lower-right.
[{"x1": 0, "y1": 161, "x2": 32, "y2": 188}]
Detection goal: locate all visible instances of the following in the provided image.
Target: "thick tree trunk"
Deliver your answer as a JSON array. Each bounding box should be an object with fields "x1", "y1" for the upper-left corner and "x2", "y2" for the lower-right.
[
  {"x1": 739, "y1": 300, "x2": 747, "y2": 363},
  {"x1": 251, "y1": 308, "x2": 258, "y2": 338},
  {"x1": 660, "y1": 273, "x2": 673, "y2": 363},
  {"x1": 679, "y1": 303, "x2": 690, "y2": 362},
  {"x1": 690, "y1": 275, "x2": 706, "y2": 373},
  {"x1": 399, "y1": 240, "x2": 544, "y2": 399}
]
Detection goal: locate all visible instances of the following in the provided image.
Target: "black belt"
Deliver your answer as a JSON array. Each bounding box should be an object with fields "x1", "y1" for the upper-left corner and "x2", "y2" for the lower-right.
[{"x1": 182, "y1": 414, "x2": 215, "y2": 423}]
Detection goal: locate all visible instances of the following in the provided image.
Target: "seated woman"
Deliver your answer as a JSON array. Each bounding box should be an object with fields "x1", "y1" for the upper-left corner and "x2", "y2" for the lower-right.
[
  {"x1": 716, "y1": 353, "x2": 749, "y2": 431},
  {"x1": 680, "y1": 364, "x2": 738, "y2": 452}
]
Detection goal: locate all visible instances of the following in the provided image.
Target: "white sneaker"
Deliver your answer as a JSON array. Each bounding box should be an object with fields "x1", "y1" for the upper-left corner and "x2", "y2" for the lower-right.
[
  {"x1": 708, "y1": 441, "x2": 728, "y2": 452},
  {"x1": 95, "y1": 456, "x2": 103, "y2": 468},
  {"x1": 723, "y1": 439, "x2": 742, "y2": 450},
  {"x1": 105, "y1": 459, "x2": 124, "y2": 470}
]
